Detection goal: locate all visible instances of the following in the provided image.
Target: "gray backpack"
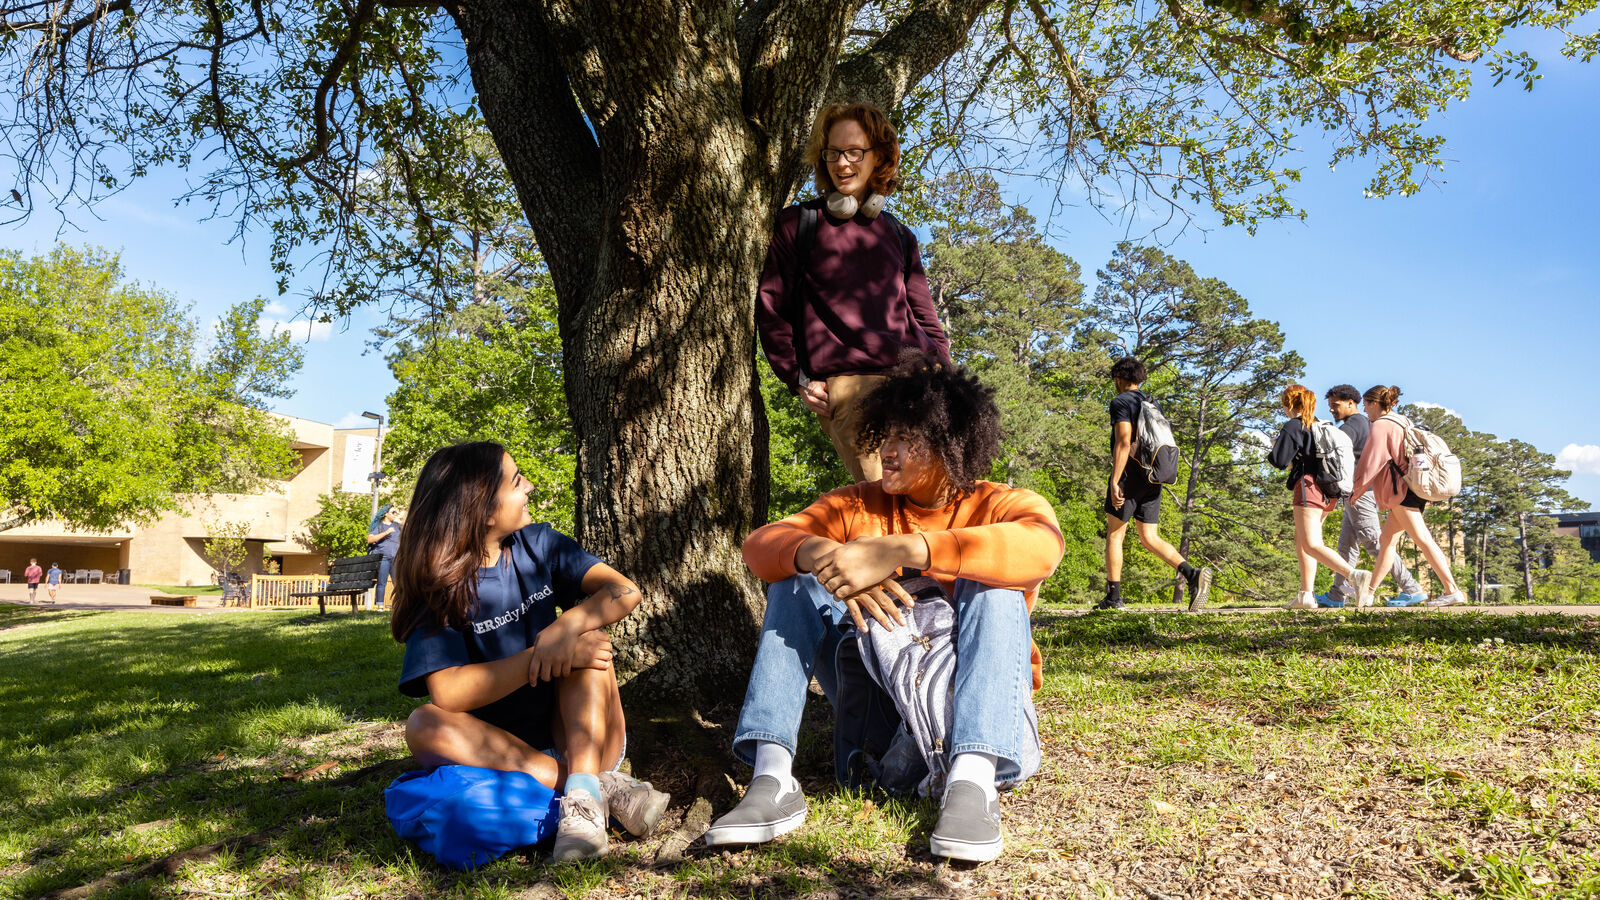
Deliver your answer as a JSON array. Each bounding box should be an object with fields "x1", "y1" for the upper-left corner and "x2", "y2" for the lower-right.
[
  {"x1": 1134, "y1": 396, "x2": 1181, "y2": 485},
  {"x1": 855, "y1": 576, "x2": 1040, "y2": 799},
  {"x1": 1308, "y1": 420, "x2": 1355, "y2": 498}
]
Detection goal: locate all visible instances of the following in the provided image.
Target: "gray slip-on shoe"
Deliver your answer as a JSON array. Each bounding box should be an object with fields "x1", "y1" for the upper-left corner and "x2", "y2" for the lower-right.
[
  {"x1": 703, "y1": 775, "x2": 806, "y2": 846},
  {"x1": 929, "y1": 781, "x2": 1003, "y2": 863}
]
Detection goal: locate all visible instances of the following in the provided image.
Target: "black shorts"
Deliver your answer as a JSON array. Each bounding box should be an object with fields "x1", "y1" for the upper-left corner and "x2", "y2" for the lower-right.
[
  {"x1": 1399, "y1": 489, "x2": 1428, "y2": 511},
  {"x1": 1106, "y1": 472, "x2": 1163, "y2": 524},
  {"x1": 470, "y1": 682, "x2": 557, "y2": 750}
]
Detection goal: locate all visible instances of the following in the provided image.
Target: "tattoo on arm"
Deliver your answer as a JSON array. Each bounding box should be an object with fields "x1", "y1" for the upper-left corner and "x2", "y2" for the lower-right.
[{"x1": 606, "y1": 584, "x2": 637, "y2": 601}]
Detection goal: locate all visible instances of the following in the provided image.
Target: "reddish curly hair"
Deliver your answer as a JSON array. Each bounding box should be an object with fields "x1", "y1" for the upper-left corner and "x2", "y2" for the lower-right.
[
  {"x1": 805, "y1": 102, "x2": 902, "y2": 197},
  {"x1": 1281, "y1": 384, "x2": 1317, "y2": 429}
]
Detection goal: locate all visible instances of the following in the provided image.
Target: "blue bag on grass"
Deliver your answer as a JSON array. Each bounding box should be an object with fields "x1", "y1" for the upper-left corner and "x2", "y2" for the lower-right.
[{"x1": 385, "y1": 765, "x2": 561, "y2": 870}]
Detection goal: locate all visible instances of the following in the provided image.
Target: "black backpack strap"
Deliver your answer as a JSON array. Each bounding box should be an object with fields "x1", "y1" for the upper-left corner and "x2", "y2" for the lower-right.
[
  {"x1": 879, "y1": 210, "x2": 913, "y2": 274},
  {"x1": 794, "y1": 201, "x2": 821, "y2": 281}
]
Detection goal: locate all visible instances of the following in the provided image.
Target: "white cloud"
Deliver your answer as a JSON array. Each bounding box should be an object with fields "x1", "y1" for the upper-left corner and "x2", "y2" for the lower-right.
[
  {"x1": 1412, "y1": 401, "x2": 1461, "y2": 421},
  {"x1": 264, "y1": 301, "x2": 293, "y2": 316},
  {"x1": 1557, "y1": 444, "x2": 1600, "y2": 476},
  {"x1": 333, "y1": 411, "x2": 372, "y2": 429},
  {"x1": 257, "y1": 316, "x2": 333, "y2": 342}
]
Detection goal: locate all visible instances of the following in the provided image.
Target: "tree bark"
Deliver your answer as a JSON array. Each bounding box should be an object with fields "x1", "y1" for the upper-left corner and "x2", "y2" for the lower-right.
[{"x1": 1518, "y1": 511, "x2": 1535, "y2": 602}]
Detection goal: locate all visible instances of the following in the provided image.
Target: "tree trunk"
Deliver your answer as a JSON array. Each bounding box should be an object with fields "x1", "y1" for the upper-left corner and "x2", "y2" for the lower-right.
[
  {"x1": 1171, "y1": 399, "x2": 1206, "y2": 605},
  {"x1": 1518, "y1": 512, "x2": 1535, "y2": 602},
  {"x1": 1476, "y1": 529, "x2": 1488, "y2": 604}
]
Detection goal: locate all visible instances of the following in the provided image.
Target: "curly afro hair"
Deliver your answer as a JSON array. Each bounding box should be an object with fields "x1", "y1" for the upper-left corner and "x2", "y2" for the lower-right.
[
  {"x1": 1109, "y1": 356, "x2": 1147, "y2": 384},
  {"x1": 855, "y1": 352, "x2": 1003, "y2": 493}
]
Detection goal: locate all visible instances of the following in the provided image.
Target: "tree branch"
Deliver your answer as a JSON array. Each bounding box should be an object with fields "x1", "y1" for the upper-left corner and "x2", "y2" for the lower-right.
[
  {"x1": 831, "y1": 0, "x2": 994, "y2": 108},
  {"x1": 450, "y1": 0, "x2": 601, "y2": 314}
]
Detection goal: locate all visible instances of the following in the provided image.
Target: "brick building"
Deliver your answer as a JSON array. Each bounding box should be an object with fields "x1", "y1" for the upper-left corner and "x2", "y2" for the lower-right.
[{"x1": 0, "y1": 416, "x2": 383, "y2": 586}]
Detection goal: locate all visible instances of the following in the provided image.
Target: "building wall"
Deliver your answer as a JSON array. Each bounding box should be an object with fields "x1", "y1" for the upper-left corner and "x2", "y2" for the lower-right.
[{"x1": 0, "y1": 414, "x2": 402, "y2": 586}]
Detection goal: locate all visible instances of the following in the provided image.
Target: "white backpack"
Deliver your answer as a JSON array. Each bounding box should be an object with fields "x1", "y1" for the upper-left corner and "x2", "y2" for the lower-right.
[
  {"x1": 1133, "y1": 396, "x2": 1181, "y2": 485},
  {"x1": 1308, "y1": 421, "x2": 1355, "y2": 498},
  {"x1": 1381, "y1": 414, "x2": 1462, "y2": 501}
]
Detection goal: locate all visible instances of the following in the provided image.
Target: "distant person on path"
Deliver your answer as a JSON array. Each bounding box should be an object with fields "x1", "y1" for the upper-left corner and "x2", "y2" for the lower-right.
[
  {"x1": 1349, "y1": 386, "x2": 1467, "y2": 608},
  {"x1": 1099, "y1": 356, "x2": 1211, "y2": 611},
  {"x1": 1319, "y1": 384, "x2": 1426, "y2": 608},
  {"x1": 390, "y1": 442, "x2": 669, "y2": 862},
  {"x1": 756, "y1": 102, "x2": 951, "y2": 482},
  {"x1": 1267, "y1": 385, "x2": 1371, "y2": 610},
  {"x1": 366, "y1": 504, "x2": 403, "y2": 611},
  {"x1": 45, "y1": 562, "x2": 61, "y2": 601},
  {"x1": 24, "y1": 558, "x2": 42, "y2": 601},
  {"x1": 705, "y1": 355, "x2": 1063, "y2": 863}
]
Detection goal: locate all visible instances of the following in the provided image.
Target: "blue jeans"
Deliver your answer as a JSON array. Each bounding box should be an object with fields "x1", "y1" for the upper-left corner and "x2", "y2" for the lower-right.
[
  {"x1": 375, "y1": 557, "x2": 393, "y2": 610},
  {"x1": 732, "y1": 574, "x2": 1037, "y2": 785}
]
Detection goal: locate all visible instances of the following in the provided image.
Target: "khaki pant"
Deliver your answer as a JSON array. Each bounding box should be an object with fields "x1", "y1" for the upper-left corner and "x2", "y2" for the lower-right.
[{"x1": 817, "y1": 374, "x2": 888, "y2": 483}]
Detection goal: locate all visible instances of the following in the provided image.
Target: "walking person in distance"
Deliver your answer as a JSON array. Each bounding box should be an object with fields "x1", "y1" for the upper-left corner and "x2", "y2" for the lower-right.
[
  {"x1": 1267, "y1": 384, "x2": 1371, "y2": 610},
  {"x1": 1099, "y1": 356, "x2": 1211, "y2": 611},
  {"x1": 1348, "y1": 386, "x2": 1468, "y2": 608},
  {"x1": 1318, "y1": 384, "x2": 1427, "y2": 607}
]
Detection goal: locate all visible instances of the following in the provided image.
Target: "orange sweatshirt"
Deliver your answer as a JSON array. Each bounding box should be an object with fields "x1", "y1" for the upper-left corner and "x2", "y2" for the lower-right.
[{"x1": 743, "y1": 480, "x2": 1064, "y2": 689}]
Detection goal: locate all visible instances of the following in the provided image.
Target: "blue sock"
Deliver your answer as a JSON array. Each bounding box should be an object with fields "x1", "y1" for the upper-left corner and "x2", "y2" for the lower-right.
[{"x1": 564, "y1": 772, "x2": 601, "y2": 800}]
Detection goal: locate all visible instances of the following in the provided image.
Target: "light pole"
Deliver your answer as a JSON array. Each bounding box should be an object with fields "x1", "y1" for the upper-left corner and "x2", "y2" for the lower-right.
[{"x1": 361, "y1": 410, "x2": 386, "y2": 524}]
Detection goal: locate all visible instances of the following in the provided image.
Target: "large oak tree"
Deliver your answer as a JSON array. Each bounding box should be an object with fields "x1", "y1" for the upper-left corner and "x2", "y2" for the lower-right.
[{"x1": 3, "y1": 0, "x2": 1593, "y2": 700}]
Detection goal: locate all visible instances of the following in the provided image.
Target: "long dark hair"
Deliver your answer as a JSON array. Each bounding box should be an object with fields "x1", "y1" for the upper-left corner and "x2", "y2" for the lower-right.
[{"x1": 391, "y1": 441, "x2": 507, "y2": 642}]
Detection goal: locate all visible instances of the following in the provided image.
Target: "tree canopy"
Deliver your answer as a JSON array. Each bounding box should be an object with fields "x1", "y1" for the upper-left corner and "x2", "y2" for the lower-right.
[{"x1": 0, "y1": 246, "x2": 303, "y2": 531}]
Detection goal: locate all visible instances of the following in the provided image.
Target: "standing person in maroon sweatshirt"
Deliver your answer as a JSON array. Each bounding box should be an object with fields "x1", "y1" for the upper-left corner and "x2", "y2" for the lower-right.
[{"x1": 756, "y1": 102, "x2": 952, "y2": 482}]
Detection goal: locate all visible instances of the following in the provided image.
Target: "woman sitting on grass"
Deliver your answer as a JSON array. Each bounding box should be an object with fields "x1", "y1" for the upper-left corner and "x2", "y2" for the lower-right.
[
  {"x1": 1268, "y1": 384, "x2": 1370, "y2": 610},
  {"x1": 390, "y1": 441, "x2": 668, "y2": 862}
]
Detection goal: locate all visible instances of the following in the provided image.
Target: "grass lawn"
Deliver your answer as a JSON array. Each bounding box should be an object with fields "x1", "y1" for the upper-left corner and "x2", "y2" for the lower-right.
[
  {"x1": 4, "y1": 602, "x2": 1600, "y2": 898},
  {"x1": 135, "y1": 585, "x2": 226, "y2": 596}
]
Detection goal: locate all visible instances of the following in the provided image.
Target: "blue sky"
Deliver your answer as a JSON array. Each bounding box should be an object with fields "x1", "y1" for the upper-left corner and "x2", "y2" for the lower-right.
[{"x1": 4, "y1": 37, "x2": 1597, "y2": 509}]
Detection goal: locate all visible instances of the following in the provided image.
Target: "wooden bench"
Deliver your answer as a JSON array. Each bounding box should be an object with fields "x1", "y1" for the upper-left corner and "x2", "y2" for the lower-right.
[
  {"x1": 151, "y1": 595, "x2": 198, "y2": 607},
  {"x1": 289, "y1": 553, "x2": 383, "y2": 614}
]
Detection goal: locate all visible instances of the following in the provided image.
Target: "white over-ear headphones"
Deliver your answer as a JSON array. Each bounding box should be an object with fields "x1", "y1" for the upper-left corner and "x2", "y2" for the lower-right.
[{"x1": 825, "y1": 191, "x2": 885, "y2": 220}]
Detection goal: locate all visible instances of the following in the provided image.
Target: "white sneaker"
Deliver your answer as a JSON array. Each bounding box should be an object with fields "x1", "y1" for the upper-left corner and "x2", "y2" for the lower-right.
[
  {"x1": 1426, "y1": 592, "x2": 1467, "y2": 607},
  {"x1": 551, "y1": 788, "x2": 609, "y2": 862},
  {"x1": 1286, "y1": 592, "x2": 1318, "y2": 610},
  {"x1": 599, "y1": 770, "x2": 670, "y2": 837}
]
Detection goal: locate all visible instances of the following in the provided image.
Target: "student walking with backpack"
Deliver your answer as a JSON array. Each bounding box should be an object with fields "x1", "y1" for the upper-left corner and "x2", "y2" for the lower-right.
[
  {"x1": 1268, "y1": 385, "x2": 1371, "y2": 610},
  {"x1": 1099, "y1": 356, "x2": 1212, "y2": 611},
  {"x1": 1318, "y1": 385, "x2": 1427, "y2": 607},
  {"x1": 1348, "y1": 386, "x2": 1467, "y2": 608},
  {"x1": 755, "y1": 102, "x2": 951, "y2": 482}
]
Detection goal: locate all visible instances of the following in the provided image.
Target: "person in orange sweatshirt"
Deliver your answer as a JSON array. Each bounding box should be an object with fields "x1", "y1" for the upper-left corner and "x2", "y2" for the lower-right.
[{"x1": 703, "y1": 353, "x2": 1064, "y2": 863}]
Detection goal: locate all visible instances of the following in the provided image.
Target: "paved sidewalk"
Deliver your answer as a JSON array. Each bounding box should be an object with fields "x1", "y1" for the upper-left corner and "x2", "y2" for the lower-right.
[{"x1": 0, "y1": 582, "x2": 246, "y2": 615}]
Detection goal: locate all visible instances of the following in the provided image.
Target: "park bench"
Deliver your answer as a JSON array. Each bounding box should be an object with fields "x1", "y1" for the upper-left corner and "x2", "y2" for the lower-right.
[{"x1": 289, "y1": 553, "x2": 383, "y2": 615}]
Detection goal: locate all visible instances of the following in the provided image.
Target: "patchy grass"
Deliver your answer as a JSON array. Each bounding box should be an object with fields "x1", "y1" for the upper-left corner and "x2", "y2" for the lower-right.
[{"x1": 4, "y1": 602, "x2": 1600, "y2": 898}]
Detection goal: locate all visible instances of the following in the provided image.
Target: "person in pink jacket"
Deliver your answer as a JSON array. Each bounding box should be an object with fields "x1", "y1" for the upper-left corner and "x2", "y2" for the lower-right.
[{"x1": 1347, "y1": 385, "x2": 1466, "y2": 608}]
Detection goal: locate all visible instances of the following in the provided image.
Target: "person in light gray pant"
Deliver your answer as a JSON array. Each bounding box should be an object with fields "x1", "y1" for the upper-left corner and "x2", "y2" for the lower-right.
[{"x1": 1321, "y1": 385, "x2": 1427, "y2": 607}]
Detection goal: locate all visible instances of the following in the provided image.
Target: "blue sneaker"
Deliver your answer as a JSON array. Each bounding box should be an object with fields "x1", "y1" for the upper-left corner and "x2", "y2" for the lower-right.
[
  {"x1": 1386, "y1": 592, "x2": 1427, "y2": 607},
  {"x1": 1314, "y1": 592, "x2": 1344, "y2": 608}
]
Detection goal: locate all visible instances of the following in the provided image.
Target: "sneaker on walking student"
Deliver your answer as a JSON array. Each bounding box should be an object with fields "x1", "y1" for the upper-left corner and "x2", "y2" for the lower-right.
[
  {"x1": 391, "y1": 442, "x2": 667, "y2": 863},
  {"x1": 1101, "y1": 357, "x2": 1212, "y2": 611},
  {"x1": 705, "y1": 354, "x2": 1063, "y2": 863},
  {"x1": 1267, "y1": 385, "x2": 1371, "y2": 610},
  {"x1": 1322, "y1": 384, "x2": 1425, "y2": 606},
  {"x1": 1347, "y1": 386, "x2": 1466, "y2": 609}
]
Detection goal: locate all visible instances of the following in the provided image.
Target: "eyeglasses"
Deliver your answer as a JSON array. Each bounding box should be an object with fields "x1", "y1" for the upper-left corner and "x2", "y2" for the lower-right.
[{"x1": 822, "y1": 147, "x2": 871, "y2": 164}]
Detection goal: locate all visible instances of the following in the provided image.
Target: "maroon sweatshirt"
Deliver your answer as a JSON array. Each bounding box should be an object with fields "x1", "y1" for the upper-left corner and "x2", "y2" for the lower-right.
[{"x1": 756, "y1": 203, "x2": 951, "y2": 390}]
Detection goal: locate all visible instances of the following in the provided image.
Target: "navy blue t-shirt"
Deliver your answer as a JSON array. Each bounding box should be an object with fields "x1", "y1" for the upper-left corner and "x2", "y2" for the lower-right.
[
  {"x1": 399, "y1": 524, "x2": 602, "y2": 699},
  {"x1": 369, "y1": 521, "x2": 402, "y2": 559}
]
